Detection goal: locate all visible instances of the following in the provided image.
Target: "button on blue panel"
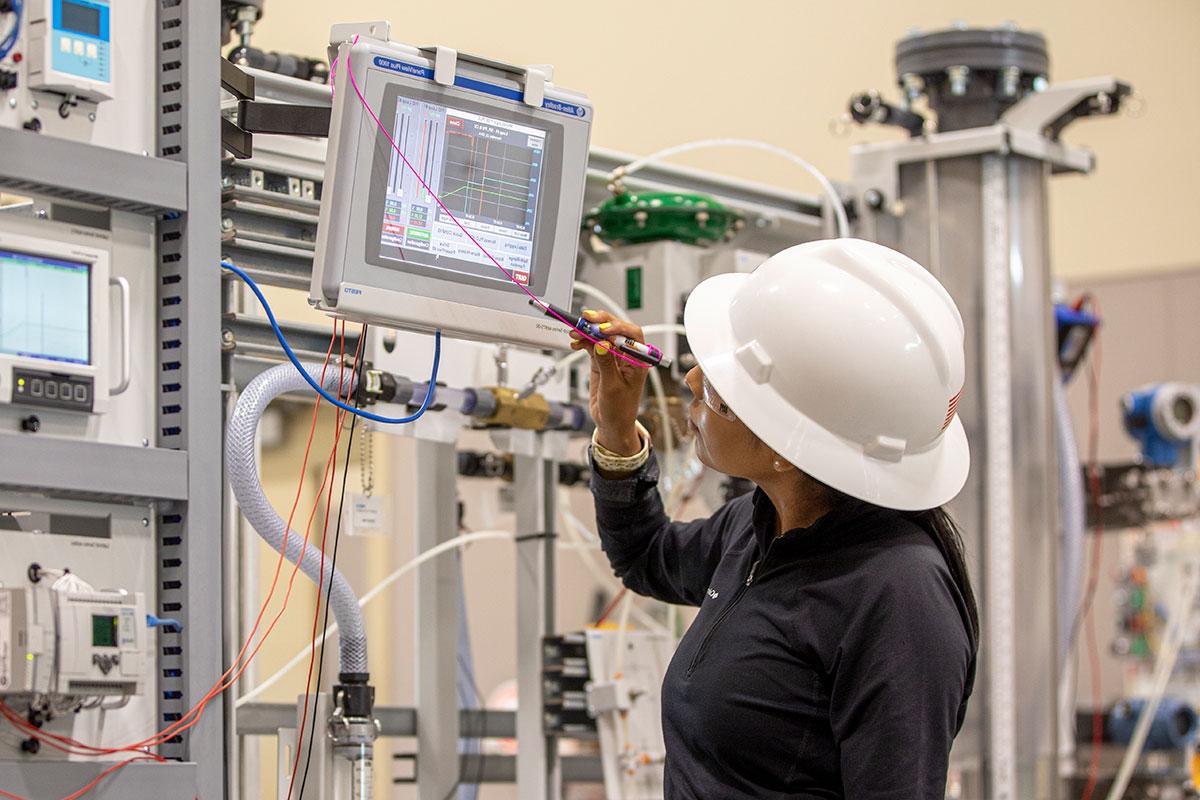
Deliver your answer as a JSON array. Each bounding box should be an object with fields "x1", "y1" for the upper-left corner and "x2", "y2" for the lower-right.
[{"x1": 51, "y1": 0, "x2": 111, "y2": 84}]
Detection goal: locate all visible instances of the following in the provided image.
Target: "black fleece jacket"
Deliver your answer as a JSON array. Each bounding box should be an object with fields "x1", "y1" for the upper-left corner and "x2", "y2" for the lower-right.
[{"x1": 592, "y1": 453, "x2": 976, "y2": 799}]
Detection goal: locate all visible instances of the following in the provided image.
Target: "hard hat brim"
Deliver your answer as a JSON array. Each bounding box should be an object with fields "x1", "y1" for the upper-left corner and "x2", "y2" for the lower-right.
[{"x1": 684, "y1": 272, "x2": 970, "y2": 511}]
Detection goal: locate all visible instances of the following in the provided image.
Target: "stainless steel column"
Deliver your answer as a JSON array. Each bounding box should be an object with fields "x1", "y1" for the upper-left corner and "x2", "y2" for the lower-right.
[
  {"x1": 513, "y1": 432, "x2": 562, "y2": 800},
  {"x1": 862, "y1": 150, "x2": 1060, "y2": 799},
  {"x1": 1001, "y1": 155, "x2": 1059, "y2": 796},
  {"x1": 415, "y1": 439, "x2": 462, "y2": 799}
]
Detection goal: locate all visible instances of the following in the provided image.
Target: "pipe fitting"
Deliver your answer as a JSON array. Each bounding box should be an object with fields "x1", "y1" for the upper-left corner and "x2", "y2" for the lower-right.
[{"x1": 476, "y1": 387, "x2": 551, "y2": 430}]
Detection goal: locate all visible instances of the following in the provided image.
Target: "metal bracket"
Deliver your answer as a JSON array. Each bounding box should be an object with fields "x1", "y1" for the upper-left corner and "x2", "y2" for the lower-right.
[
  {"x1": 849, "y1": 123, "x2": 1095, "y2": 214},
  {"x1": 237, "y1": 101, "x2": 331, "y2": 138},
  {"x1": 327, "y1": 20, "x2": 390, "y2": 53},
  {"x1": 417, "y1": 44, "x2": 551, "y2": 107},
  {"x1": 1000, "y1": 75, "x2": 1132, "y2": 140},
  {"x1": 523, "y1": 66, "x2": 548, "y2": 108},
  {"x1": 222, "y1": 59, "x2": 330, "y2": 159},
  {"x1": 432, "y1": 46, "x2": 458, "y2": 87},
  {"x1": 585, "y1": 680, "x2": 632, "y2": 715},
  {"x1": 220, "y1": 59, "x2": 256, "y2": 159}
]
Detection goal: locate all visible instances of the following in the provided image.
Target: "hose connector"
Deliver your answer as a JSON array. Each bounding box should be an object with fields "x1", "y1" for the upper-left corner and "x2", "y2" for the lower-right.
[
  {"x1": 475, "y1": 387, "x2": 551, "y2": 430},
  {"x1": 330, "y1": 673, "x2": 379, "y2": 799}
]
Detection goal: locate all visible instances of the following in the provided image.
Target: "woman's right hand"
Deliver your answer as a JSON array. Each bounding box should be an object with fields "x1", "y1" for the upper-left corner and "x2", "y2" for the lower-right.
[{"x1": 570, "y1": 309, "x2": 651, "y2": 457}]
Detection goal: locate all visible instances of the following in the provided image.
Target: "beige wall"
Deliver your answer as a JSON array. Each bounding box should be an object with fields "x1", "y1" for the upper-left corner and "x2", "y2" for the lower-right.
[{"x1": 252, "y1": 0, "x2": 1200, "y2": 280}]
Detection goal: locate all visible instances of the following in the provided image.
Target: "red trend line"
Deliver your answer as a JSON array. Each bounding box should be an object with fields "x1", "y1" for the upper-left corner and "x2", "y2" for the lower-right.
[
  {"x1": 448, "y1": 129, "x2": 477, "y2": 212},
  {"x1": 417, "y1": 118, "x2": 429, "y2": 193},
  {"x1": 344, "y1": 38, "x2": 647, "y2": 369},
  {"x1": 478, "y1": 137, "x2": 490, "y2": 216}
]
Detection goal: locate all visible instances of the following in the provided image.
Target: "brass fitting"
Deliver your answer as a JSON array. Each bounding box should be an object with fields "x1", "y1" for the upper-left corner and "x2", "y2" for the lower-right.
[{"x1": 480, "y1": 387, "x2": 551, "y2": 431}]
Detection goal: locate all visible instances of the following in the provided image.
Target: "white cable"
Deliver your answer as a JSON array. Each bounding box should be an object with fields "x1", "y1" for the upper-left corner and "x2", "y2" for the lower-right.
[
  {"x1": 1104, "y1": 543, "x2": 1200, "y2": 800},
  {"x1": 572, "y1": 280, "x2": 626, "y2": 324},
  {"x1": 51, "y1": 573, "x2": 94, "y2": 594},
  {"x1": 557, "y1": 488, "x2": 670, "y2": 636},
  {"x1": 610, "y1": 447, "x2": 698, "y2": 668},
  {"x1": 612, "y1": 138, "x2": 850, "y2": 239},
  {"x1": 235, "y1": 530, "x2": 513, "y2": 708},
  {"x1": 559, "y1": 500, "x2": 600, "y2": 546}
]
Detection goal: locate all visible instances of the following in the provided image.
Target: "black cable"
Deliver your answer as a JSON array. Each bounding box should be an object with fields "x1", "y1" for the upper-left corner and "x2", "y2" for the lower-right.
[{"x1": 298, "y1": 324, "x2": 370, "y2": 799}]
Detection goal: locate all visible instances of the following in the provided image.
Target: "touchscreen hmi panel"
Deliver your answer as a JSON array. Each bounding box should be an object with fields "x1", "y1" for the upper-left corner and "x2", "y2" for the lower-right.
[
  {"x1": 0, "y1": 248, "x2": 91, "y2": 365},
  {"x1": 373, "y1": 94, "x2": 548, "y2": 289}
]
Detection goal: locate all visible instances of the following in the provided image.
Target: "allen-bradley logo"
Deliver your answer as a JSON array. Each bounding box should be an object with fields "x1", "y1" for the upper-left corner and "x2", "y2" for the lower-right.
[{"x1": 543, "y1": 98, "x2": 586, "y2": 118}]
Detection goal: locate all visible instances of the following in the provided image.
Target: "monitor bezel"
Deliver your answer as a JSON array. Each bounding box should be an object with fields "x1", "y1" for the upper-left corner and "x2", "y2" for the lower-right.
[{"x1": 311, "y1": 38, "x2": 592, "y2": 350}]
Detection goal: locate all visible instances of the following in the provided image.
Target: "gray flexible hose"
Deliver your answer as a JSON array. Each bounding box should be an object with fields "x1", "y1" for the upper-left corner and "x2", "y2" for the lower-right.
[
  {"x1": 1055, "y1": 374, "x2": 1086, "y2": 661},
  {"x1": 226, "y1": 362, "x2": 368, "y2": 674}
]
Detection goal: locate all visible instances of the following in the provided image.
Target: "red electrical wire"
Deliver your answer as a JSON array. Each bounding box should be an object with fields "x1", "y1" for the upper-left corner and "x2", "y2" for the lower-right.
[
  {"x1": 0, "y1": 703, "x2": 163, "y2": 761},
  {"x1": 119, "y1": 324, "x2": 344, "y2": 749},
  {"x1": 287, "y1": 326, "x2": 364, "y2": 800},
  {"x1": 594, "y1": 588, "x2": 628, "y2": 627},
  {"x1": 157, "y1": 325, "x2": 355, "y2": 735},
  {"x1": 0, "y1": 325, "x2": 343, "y2": 798},
  {"x1": 146, "y1": 323, "x2": 345, "y2": 741},
  {"x1": 1079, "y1": 302, "x2": 1104, "y2": 800}
]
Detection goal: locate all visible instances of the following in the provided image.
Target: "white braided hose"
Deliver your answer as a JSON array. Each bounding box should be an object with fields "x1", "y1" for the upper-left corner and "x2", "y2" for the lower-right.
[{"x1": 225, "y1": 362, "x2": 369, "y2": 674}]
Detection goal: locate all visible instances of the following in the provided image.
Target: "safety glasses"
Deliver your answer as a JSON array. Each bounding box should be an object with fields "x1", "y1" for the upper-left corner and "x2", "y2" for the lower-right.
[{"x1": 701, "y1": 374, "x2": 737, "y2": 421}]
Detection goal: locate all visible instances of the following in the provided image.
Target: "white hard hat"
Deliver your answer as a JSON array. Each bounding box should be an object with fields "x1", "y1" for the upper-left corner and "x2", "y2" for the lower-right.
[{"x1": 683, "y1": 238, "x2": 969, "y2": 511}]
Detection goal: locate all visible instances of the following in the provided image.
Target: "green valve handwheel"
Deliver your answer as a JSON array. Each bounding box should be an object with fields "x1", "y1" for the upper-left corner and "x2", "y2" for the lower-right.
[{"x1": 584, "y1": 191, "x2": 743, "y2": 247}]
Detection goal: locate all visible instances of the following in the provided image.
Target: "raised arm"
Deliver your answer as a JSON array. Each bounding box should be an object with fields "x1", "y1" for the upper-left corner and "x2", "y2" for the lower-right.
[
  {"x1": 591, "y1": 453, "x2": 748, "y2": 606},
  {"x1": 573, "y1": 309, "x2": 744, "y2": 606}
]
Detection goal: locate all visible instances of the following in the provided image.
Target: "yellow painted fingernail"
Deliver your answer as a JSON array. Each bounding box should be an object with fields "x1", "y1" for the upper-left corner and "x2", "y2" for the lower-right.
[
  {"x1": 582, "y1": 309, "x2": 598, "y2": 319},
  {"x1": 599, "y1": 322, "x2": 612, "y2": 331},
  {"x1": 595, "y1": 342, "x2": 609, "y2": 356}
]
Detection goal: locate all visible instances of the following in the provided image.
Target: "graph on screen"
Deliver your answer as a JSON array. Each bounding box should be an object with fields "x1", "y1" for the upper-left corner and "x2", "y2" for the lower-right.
[
  {"x1": 378, "y1": 98, "x2": 546, "y2": 282},
  {"x1": 440, "y1": 130, "x2": 537, "y2": 229},
  {"x1": 0, "y1": 249, "x2": 90, "y2": 364}
]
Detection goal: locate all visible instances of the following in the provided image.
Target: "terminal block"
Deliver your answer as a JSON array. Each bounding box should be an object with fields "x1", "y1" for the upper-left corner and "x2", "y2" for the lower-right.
[{"x1": 542, "y1": 633, "x2": 597, "y2": 736}]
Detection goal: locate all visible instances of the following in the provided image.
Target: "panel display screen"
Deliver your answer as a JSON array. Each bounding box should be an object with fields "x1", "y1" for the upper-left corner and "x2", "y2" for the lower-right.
[
  {"x1": 61, "y1": 1, "x2": 102, "y2": 36},
  {"x1": 372, "y1": 94, "x2": 548, "y2": 289},
  {"x1": 0, "y1": 249, "x2": 91, "y2": 365},
  {"x1": 91, "y1": 614, "x2": 118, "y2": 647}
]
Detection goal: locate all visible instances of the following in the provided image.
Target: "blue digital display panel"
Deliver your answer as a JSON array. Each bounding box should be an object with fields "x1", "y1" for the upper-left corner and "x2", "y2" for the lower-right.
[
  {"x1": 0, "y1": 249, "x2": 91, "y2": 365},
  {"x1": 51, "y1": 0, "x2": 111, "y2": 84}
]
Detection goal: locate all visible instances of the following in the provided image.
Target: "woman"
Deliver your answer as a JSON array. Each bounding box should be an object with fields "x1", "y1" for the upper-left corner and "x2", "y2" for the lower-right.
[{"x1": 574, "y1": 238, "x2": 978, "y2": 799}]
